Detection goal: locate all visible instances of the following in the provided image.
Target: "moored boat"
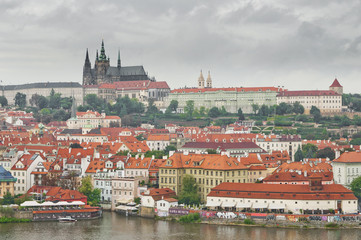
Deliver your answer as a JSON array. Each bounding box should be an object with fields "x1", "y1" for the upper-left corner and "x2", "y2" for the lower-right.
[{"x1": 58, "y1": 216, "x2": 77, "y2": 222}]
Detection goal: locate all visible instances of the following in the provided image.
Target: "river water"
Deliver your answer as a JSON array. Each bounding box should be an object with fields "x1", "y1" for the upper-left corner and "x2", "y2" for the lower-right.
[{"x1": 0, "y1": 212, "x2": 360, "y2": 240}]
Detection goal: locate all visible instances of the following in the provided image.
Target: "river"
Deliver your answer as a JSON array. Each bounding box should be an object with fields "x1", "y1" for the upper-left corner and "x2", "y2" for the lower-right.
[{"x1": 0, "y1": 212, "x2": 359, "y2": 240}]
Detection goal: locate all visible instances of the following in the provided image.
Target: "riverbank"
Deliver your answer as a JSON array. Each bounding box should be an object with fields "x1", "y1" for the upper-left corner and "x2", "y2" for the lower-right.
[{"x1": 154, "y1": 214, "x2": 361, "y2": 230}]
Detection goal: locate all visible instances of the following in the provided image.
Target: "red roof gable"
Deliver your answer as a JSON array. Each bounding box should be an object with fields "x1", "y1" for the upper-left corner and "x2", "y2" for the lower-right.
[{"x1": 330, "y1": 78, "x2": 342, "y2": 87}]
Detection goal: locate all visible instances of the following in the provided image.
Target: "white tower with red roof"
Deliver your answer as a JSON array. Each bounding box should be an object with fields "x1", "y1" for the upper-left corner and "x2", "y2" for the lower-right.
[{"x1": 329, "y1": 78, "x2": 343, "y2": 95}]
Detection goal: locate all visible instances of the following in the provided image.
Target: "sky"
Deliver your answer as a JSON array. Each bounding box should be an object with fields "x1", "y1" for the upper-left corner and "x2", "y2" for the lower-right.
[{"x1": 1, "y1": 0, "x2": 361, "y2": 93}]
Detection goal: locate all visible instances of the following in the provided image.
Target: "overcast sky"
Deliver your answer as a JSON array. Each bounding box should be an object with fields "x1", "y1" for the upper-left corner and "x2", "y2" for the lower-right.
[{"x1": 1, "y1": 0, "x2": 361, "y2": 93}]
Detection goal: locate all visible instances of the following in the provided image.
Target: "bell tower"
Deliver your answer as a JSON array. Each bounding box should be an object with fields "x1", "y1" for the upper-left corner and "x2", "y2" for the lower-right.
[
  {"x1": 198, "y1": 70, "x2": 205, "y2": 89},
  {"x1": 206, "y1": 71, "x2": 212, "y2": 88}
]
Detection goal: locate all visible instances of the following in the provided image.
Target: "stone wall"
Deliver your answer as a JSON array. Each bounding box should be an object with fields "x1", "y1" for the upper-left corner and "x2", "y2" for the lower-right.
[{"x1": 140, "y1": 206, "x2": 155, "y2": 218}]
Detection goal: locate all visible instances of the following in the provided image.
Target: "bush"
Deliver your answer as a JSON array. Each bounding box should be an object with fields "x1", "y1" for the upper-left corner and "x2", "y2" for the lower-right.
[
  {"x1": 179, "y1": 213, "x2": 201, "y2": 223},
  {"x1": 0, "y1": 217, "x2": 31, "y2": 223},
  {"x1": 325, "y1": 223, "x2": 339, "y2": 228},
  {"x1": 244, "y1": 218, "x2": 255, "y2": 225}
]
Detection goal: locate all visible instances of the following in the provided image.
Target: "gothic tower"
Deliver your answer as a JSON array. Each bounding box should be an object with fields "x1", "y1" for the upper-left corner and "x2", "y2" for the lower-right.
[
  {"x1": 117, "y1": 50, "x2": 121, "y2": 69},
  {"x1": 198, "y1": 70, "x2": 205, "y2": 89},
  {"x1": 206, "y1": 71, "x2": 212, "y2": 88},
  {"x1": 94, "y1": 40, "x2": 110, "y2": 84},
  {"x1": 82, "y1": 49, "x2": 93, "y2": 85}
]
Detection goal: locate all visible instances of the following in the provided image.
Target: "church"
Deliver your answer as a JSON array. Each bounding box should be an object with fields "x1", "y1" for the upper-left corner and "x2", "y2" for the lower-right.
[{"x1": 82, "y1": 40, "x2": 151, "y2": 85}]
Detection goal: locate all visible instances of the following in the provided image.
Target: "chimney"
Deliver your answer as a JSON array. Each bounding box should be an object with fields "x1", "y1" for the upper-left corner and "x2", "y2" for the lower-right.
[{"x1": 304, "y1": 171, "x2": 307, "y2": 177}]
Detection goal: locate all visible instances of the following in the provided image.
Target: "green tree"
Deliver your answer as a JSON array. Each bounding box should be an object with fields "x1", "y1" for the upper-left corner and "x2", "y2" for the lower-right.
[
  {"x1": 164, "y1": 145, "x2": 177, "y2": 155},
  {"x1": 0, "y1": 96, "x2": 8, "y2": 107},
  {"x1": 49, "y1": 92, "x2": 62, "y2": 109},
  {"x1": 14, "y1": 92, "x2": 26, "y2": 108},
  {"x1": 60, "y1": 97, "x2": 73, "y2": 110},
  {"x1": 276, "y1": 102, "x2": 293, "y2": 115},
  {"x1": 353, "y1": 115, "x2": 361, "y2": 126},
  {"x1": 199, "y1": 106, "x2": 206, "y2": 116},
  {"x1": 302, "y1": 143, "x2": 318, "y2": 157},
  {"x1": 184, "y1": 100, "x2": 194, "y2": 120},
  {"x1": 208, "y1": 107, "x2": 221, "y2": 118},
  {"x1": 310, "y1": 106, "x2": 321, "y2": 115},
  {"x1": 178, "y1": 175, "x2": 201, "y2": 205},
  {"x1": 350, "y1": 176, "x2": 361, "y2": 200},
  {"x1": 316, "y1": 147, "x2": 335, "y2": 160},
  {"x1": 1, "y1": 192, "x2": 14, "y2": 205},
  {"x1": 251, "y1": 104, "x2": 259, "y2": 115},
  {"x1": 340, "y1": 115, "x2": 351, "y2": 127},
  {"x1": 167, "y1": 100, "x2": 178, "y2": 113},
  {"x1": 84, "y1": 94, "x2": 104, "y2": 112},
  {"x1": 258, "y1": 104, "x2": 269, "y2": 116},
  {"x1": 206, "y1": 149, "x2": 217, "y2": 154},
  {"x1": 237, "y1": 108, "x2": 245, "y2": 120},
  {"x1": 293, "y1": 102, "x2": 304, "y2": 114},
  {"x1": 294, "y1": 146, "x2": 304, "y2": 162},
  {"x1": 79, "y1": 176, "x2": 101, "y2": 206}
]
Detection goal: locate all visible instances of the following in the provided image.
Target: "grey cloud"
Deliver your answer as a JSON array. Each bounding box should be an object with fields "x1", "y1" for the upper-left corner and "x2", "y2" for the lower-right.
[{"x1": 0, "y1": 0, "x2": 361, "y2": 93}]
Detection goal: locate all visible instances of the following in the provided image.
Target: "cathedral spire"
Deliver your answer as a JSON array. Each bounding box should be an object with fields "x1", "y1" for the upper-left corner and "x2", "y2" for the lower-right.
[
  {"x1": 96, "y1": 50, "x2": 99, "y2": 61},
  {"x1": 84, "y1": 48, "x2": 91, "y2": 68},
  {"x1": 100, "y1": 40, "x2": 106, "y2": 60},
  {"x1": 117, "y1": 50, "x2": 121, "y2": 68}
]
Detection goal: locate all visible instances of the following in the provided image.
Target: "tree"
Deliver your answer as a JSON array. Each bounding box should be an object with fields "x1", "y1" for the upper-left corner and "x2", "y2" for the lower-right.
[
  {"x1": 178, "y1": 175, "x2": 201, "y2": 205},
  {"x1": 167, "y1": 100, "x2": 178, "y2": 113},
  {"x1": 70, "y1": 143, "x2": 82, "y2": 148},
  {"x1": 184, "y1": 100, "x2": 194, "y2": 120},
  {"x1": 302, "y1": 143, "x2": 318, "y2": 157},
  {"x1": 310, "y1": 106, "x2": 321, "y2": 115},
  {"x1": 49, "y1": 92, "x2": 62, "y2": 109},
  {"x1": 199, "y1": 106, "x2": 206, "y2": 116},
  {"x1": 258, "y1": 104, "x2": 269, "y2": 116},
  {"x1": 164, "y1": 145, "x2": 177, "y2": 155},
  {"x1": 208, "y1": 107, "x2": 221, "y2": 118},
  {"x1": 1, "y1": 192, "x2": 14, "y2": 205},
  {"x1": 14, "y1": 92, "x2": 26, "y2": 108},
  {"x1": 79, "y1": 176, "x2": 101, "y2": 206},
  {"x1": 293, "y1": 102, "x2": 304, "y2": 114},
  {"x1": 294, "y1": 146, "x2": 304, "y2": 162},
  {"x1": 206, "y1": 149, "x2": 217, "y2": 154},
  {"x1": 237, "y1": 108, "x2": 245, "y2": 120},
  {"x1": 84, "y1": 94, "x2": 104, "y2": 112},
  {"x1": 316, "y1": 147, "x2": 335, "y2": 160},
  {"x1": 276, "y1": 102, "x2": 293, "y2": 115},
  {"x1": 350, "y1": 176, "x2": 361, "y2": 200},
  {"x1": 60, "y1": 97, "x2": 73, "y2": 110},
  {"x1": 0, "y1": 96, "x2": 8, "y2": 107},
  {"x1": 251, "y1": 104, "x2": 259, "y2": 115},
  {"x1": 340, "y1": 115, "x2": 351, "y2": 127}
]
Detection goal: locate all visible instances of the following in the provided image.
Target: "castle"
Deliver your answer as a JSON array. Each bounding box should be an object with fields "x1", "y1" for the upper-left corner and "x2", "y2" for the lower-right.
[{"x1": 82, "y1": 40, "x2": 151, "y2": 85}]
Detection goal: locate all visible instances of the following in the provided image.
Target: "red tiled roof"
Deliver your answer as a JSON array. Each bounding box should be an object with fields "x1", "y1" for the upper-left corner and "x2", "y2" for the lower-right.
[
  {"x1": 330, "y1": 78, "x2": 342, "y2": 87},
  {"x1": 142, "y1": 188, "x2": 176, "y2": 201},
  {"x1": 160, "y1": 153, "x2": 248, "y2": 170},
  {"x1": 333, "y1": 151, "x2": 361, "y2": 163},
  {"x1": 208, "y1": 183, "x2": 357, "y2": 200},
  {"x1": 148, "y1": 81, "x2": 170, "y2": 89}
]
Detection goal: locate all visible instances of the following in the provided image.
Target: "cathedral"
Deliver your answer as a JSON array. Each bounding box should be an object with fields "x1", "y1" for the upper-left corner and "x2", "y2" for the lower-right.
[{"x1": 82, "y1": 40, "x2": 151, "y2": 85}]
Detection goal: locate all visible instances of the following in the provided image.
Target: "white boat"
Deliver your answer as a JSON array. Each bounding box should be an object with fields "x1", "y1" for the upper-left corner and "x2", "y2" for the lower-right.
[{"x1": 58, "y1": 216, "x2": 77, "y2": 222}]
